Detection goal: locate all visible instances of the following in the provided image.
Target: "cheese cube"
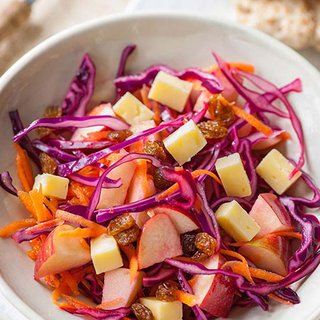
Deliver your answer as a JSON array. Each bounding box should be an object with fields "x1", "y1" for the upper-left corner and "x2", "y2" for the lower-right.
[
  {"x1": 130, "y1": 120, "x2": 156, "y2": 134},
  {"x1": 33, "y1": 174, "x2": 69, "y2": 199},
  {"x1": 148, "y1": 71, "x2": 193, "y2": 112},
  {"x1": 113, "y1": 92, "x2": 154, "y2": 125},
  {"x1": 163, "y1": 120, "x2": 207, "y2": 165},
  {"x1": 216, "y1": 200, "x2": 260, "y2": 242},
  {"x1": 91, "y1": 234, "x2": 123, "y2": 274},
  {"x1": 256, "y1": 149, "x2": 302, "y2": 195},
  {"x1": 140, "y1": 297, "x2": 183, "y2": 320},
  {"x1": 215, "y1": 153, "x2": 252, "y2": 197}
]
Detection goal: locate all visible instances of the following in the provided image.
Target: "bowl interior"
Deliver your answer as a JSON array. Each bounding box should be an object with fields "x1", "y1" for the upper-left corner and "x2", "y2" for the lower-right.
[{"x1": 0, "y1": 13, "x2": 320, "y2": 320}]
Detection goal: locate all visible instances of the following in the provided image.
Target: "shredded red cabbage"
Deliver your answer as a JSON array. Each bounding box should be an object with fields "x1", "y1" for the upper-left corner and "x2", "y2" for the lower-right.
[
  {"x1": 115, "y1": 44, "x2": 136, "y2": 78},
  {"x1": 0, "y1": 171, "x2": 18, "y2": 196},
  {"x1": 142, "y1": 267, "x2": 176, "y2": 287},
  {"x1": 47, "y1": 139, "x2": 112, "y2": 150}
]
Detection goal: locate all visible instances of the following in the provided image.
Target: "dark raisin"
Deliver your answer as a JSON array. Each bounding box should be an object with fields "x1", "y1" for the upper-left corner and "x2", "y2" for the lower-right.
[
  {"x1": 107, "y1": 214, "x2": 135, "y2": 236},
  {"x1": 144, "y1": 141, "x2": 167, "y2": 162},
  {"x1": 39, "y1": 152, "x2": 57, "y2": 174},
  {"x1": 132, "y1": 303, "x2": 154, "y2": 320},
  {"x1": 198, "y1": 120, "x2": 228, "y2": 139},
  {"x1": 181, "y1": 233, "x2": 197, "y2": 257},
  {"x1": 107, "y1": 129, "x2": 132, "y2": 142},
  {"x1": 113, "y1": 225, "x2": 140, "y2": 245},
  {"x1": 153, "y1": 167, "x2": 174, "y2": 190},
  {"x1": 155, "y1": 281, "x2": 179, "y2": 302},
  {"x1": 195, "y1": 232, "x2": 216, "y2": 256}
]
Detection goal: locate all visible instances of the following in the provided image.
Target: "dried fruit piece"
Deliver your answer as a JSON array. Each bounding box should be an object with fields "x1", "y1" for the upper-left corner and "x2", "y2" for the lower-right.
[
  {"x1": 152, "y1": 167, "x2": 174, "y2": 190},
  {"x1": 37, "y1": 106, "x2": 62, "y2": 138},
  {"x1": 195, "y1": 232, "x2": 216, "y2": 256},
  {"x1": 197, "y1": 121, "x2": 228, "y2": 139},
  {"x1": 107, "y1": 214, "x2": 136, "y2": 236},
  {"x1": 132, "y1": 302, "x2": 154, "y2": 320},
  {"x1": 155, "y1": 281, "x2": 179, "y2": 302},
  {"x1": 107, "y1": 129, "x2": 132, "y2": 142},
  {"x1": 39, "y1": 153, "x2": 57, "y2": 174},
  {"x1": 144, "y1": 141, "x2": 167, "y2": 162},
  {"x1": 208, "y1": 94, "x2": 235, "y2": 127},
  {"x1": 180, "y1": 232, "x2": 197, "y2": 257},
  {"x1": 113, "y1": 225, "x2": 140, "y2": 246},
  {"x1": 191, "y1": 251, "x2": 209, "y2": 262}
]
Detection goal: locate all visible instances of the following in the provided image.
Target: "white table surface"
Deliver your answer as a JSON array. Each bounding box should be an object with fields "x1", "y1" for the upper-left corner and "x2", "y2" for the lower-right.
[{"x1": 0, "y1": 0, "x2": 319, "y2": 319}]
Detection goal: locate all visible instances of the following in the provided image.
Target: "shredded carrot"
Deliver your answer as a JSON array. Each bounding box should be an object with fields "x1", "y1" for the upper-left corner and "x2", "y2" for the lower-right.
[
  {"x1": 80, "y1": 238, "x2": 90, "y2": 250},
  {"x1": 204, "y1": 62, "x2": 255, "y2": 74},
  {"x1": 29, "y1": 187, "x2": 53, "y2": 222},
  {"x1": 223, "y1": 261, "x2": 254, "y2": 283},
  {"x1": 15, "y1": 143, "x2": 34, "y2": 192},
  {"x1": 43, "y1": 197, "x2": 59, "y2": 215},
  {"x1": 191, "y1": 169, "x2": 222, "y2": 185},
  {"x1": 0, "y1": 218, "x2": 36, "y2": 237},
  {"x1": 268, "y1": 293, "x2": 292, "y2": 305},
  {"x1": 61, "y1": 294, "x2": 94, "y2": 309},
  {"x1": 270, "y1": 231, "x2": 303, "y2": 240},
  {"x1": 175, "y1": 289, "x2": 198, "y2": 307},
  {"x1": 61, "y1": 271, "x2": 80, "y2": 296},
  {"x1": 27, "y1": 236, "x2": 44, "y2": 260},
  {"x1": 52, "y1": 283, "x2": 72, "y2": 305},
  {"x1": 232, "y1": 105, "x2": 273, "y2": 136},
  {"x1": 44, "y1": 274, "x2": 60, "y2": 289},
  {"x1": 96, "y1": 297, "x2": 124, "y2": 309},
  {"x1": 68, "y1": 181, "x2": 93, "y2": 206},
  {"x1": 249, "y1": 267, "x2": 283, "y2": 283},
  {"x1": 221, "y1": 249, "x2": 254, "y2": 284},
  {"x1": 140, "y1": 85, "x2": 161, "y2": 124},
  {"x1": 120, "y1": 244, "x2": 139, "y2": 283},
  {"x1": 58, "y1": 227, "x2": 105, "y2": 239},
  {"x1": 18, "y1": 191, "x2": 36, "y2": 218},
  {"x1": 85, "y1": 131, "x2": 110, "y2": 141}
]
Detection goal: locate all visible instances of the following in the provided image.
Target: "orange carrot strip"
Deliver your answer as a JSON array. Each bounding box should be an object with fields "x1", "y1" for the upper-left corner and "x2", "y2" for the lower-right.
[
  {"x1": 15, "y1": 143, "x2": 34, "y2": 191},
  {"x1": 18, "y1": 191, "x2": 37, "y2": 218},
  {"x1": 44, "y1": 274, "x2": 60, "y2": 289},
  {"x1": 191, "y1": 169, "x2": 222, "y2": 185},
  {"x1": 140, "y1": 85, "x2": 161, "y2": 124},
  {"x1": 27, "y1": 236, "x2": 44, "y2": 260},
  {"x1": 58, "y1": 227, "x2": 105, "y2": 239},
  {"x1": 80, "y1": 238, "x2": 90, "y2": 251},
  {"x1": 223, "y1": 261, "x2": 254, "y2": 283},
  {"x1": 62, "y1": 294, "x2": 94, "y2": 308},
  {"x1": 120, "y1": 244, "x2": 139, "y2": 283},
  {"x1": 268, "y1": 293, "x2": 292, "y2": 305},
  {"x1": 229, "y1": 62, "x2": 255, "y2": 73},
  {"x1": 249, "y1": 267, "x2": 283, "y2": 283},
  {"x1": 96, "y1": 297, "x2": 125, "y2": 309},
  {"x1": 270, "y1": 231, "x2": 303, "y2": 240},
  {"x1": 175, "y1": 289, "x2": 198, "y2": 307},
  {"x1": 0, "y1": 218, "x2": 36, "y2": 237},
  {"x1": 61, "y1": 271, "x2": 80, "y2": 295},
  {"x1": 43, "y1": 197, "x2": 59, "y2": 215},
  {"x1": 232, "y1": 105, "x2": 273, "y2": 136},
  {"x1": 220, "y1": 249, "x2": 254, "y2": 284},
  {"x1": 29, "y1": 187, "x2": 53, "y2": 222}
]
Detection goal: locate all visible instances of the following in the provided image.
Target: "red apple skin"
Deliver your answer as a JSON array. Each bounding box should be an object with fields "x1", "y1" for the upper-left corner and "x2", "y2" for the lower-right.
[
  {"x1": 191, "y1": 254, "x2": 236, "y2": 318},
  {"x1": 137, "y1": 213, "x2": 183, "y2": 269},
  {"x1": 239, "y1": 234, "x2": 289, "y2": 276},
  {"x1": 249, "y1": 193, "x2": 292, "y2": 237},
  {"x1": 102, "y1": 268, "x2": 144, "y2": 310},
  {"x1": 149, "y1": 205, "x2": 199, "y2": 234},
  {"x1": 34, "y1": 224, "x2": 91, "y2": 280}
]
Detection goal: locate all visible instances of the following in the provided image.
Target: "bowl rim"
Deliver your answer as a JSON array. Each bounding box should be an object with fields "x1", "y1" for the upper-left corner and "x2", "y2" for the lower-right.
[{"x1": 1, "y1": 11, "x2": 320, "y2": 320}]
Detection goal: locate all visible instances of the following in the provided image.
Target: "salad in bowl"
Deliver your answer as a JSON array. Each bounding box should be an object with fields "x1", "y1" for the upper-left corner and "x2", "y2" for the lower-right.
[{"x1": 0, "y1": 44, "x2": 319, "y2": 320}]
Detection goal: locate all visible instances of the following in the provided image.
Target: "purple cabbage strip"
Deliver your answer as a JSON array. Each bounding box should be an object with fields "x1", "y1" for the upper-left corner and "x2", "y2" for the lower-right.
[
  {"x1": 114, "y1": 64, "x2": 223, "y2": 94},
  {"x1": 191, "y1": 102, "x2": 209, "y2": 124},
  {"x1": 84, "y1": 273, "x2": 103, "y2": 304},
  {"x1": 57, "y1": 114, "x2": 190, "y2": 176},
  {"x1": 246, "y1": 292, "x2": 268, "y2": 311},
  {"x1": 47, "y1": 139, "x2": 112, "y2": 150},
  {"x1": 69, "y1": 173, "x2": 122, "y2": 189},
  {"x1": 61, "y1": 53, "x2": 96, "y2": 117},
  {"x1": 143, "y1": 267, "x2": 176, "y2": 287},
  {"x1": 0, "y1": 171, "x2": 17, "y2": 196},
  {"x1": 176, "y1": 270, "x2": 208, "y2": 320},
  {"x1": 9, "y1": 110, "x2": 40, "y2": 167},
  {"x1": 58, "y1": 204, "x2": 88, "y2": 218},
  {"x1": 14, "y1": 115, "x2": 129, "y2": 142},
  {"x1": 273, "y1": 288, "x2": 300, "y2": 304},
  {"x1": 244, "y1": 129, "x2": 288, "y2": 148},
  {"x1": 115, "y1": 44, "x2": 136, "y2": 78},
  {"x1": 32, "y1": 139, "x2": 77, "y2": 162}
]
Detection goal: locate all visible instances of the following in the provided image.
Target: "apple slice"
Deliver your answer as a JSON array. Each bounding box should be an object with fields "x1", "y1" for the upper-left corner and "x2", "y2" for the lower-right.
[
  {"x1": 137, "y1": 213, "x2": 182, "y2": 269},
  {"x1": 97, "y1": 150, "x2": 136, "y2": 209},
  {"x1": 102, "y1": 268, "x2": 144, "y2": 310},
  {"x1": 190, "y1": 254, "x2": 236, "y2": 318},
  {"x1": 249, "y1": 193, "x2": 292, "y2": 237},
  {"x1": 239, "y1": 234, "x2": 289, "y2": 276},
  {"x1": 149, "y1": 205, "x2": 199, "y2": 234},
  {"x1": 34, "y1": 224, "x2": 91, "y2": 280},
  {"x1": 71, "y1": 103, "x2": 114, "y2": 141}
]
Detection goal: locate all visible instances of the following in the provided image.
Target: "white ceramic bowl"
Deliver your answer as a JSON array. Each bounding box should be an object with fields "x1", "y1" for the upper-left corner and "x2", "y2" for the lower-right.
[{"x1": 0, "y1": 12, "x2": 320, "y2": 320}]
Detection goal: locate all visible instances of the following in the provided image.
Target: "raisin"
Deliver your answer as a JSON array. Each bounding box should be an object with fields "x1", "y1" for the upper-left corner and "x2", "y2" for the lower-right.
[
  {"x1": 155, "y1": 281, "x2": 179, "y2": 302},
  {"x1": 107, "y1": 214, "x2": 135, "y2": 236},
  {"x1": 197, "y1": 121, "x2": 228, "y2": 139},
  {"x1": 208, "y1": 94, "x2": 235, "y2": 127},
  {"x1": 37, "y1": 105, "x2": 62, "y2": 137},
  {"x1": 113, "y1": 225, "x2": 140, "y2": 245},
  {"x1": 132, "y1": 303, "x2": 154, "y2": 320},
  {"x1": 153, "y1": 167, "x2": 174, "y2": 190},
  {"x1": 181, "y1": 233, "x2": 197, "y2": 257},
  {"x1": 39, "y1": 152, "x2": 57, "y2": 174},
  {"x1": 107, "y1": 129, "x2": 132, "y2": 142},
  {"x1": 144, "y1": 141, "x2": 167, "y2": 162},
  {"x1": 191, "y1": 251, "x2": 209, "y2": 262},
  {"x1": 195, "y1": 232, "x2": 216, "y2": 256}
]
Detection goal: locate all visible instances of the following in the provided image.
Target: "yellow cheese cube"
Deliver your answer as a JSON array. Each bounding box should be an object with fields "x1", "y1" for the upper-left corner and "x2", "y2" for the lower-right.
[
  {"x1": 91, "y1": 234, "x2": 123, "y2": 274},
  {"x1": 148, "y1": 71, "x2": 193, "y2": 112},
  {"x1": 140, "y1": 297, "x2": 183, "y2": 320},
  {"x1": 216, "y1": 200, "x2": 260, "y2": 242},
  {"x1": 130, "y1": 120, "x2": 156, "y2": 134},
  {"x1": 33, "y1": 174, "x2": 69, "y2": 199},
  {"x1": 215, "y1": 153, "x2": 252, "y2": 197},
  {"x1": 163, "y1": 120, "x2": 207, "y2": 165},
  {"x1": 256, "y1": 149, "x2": 302, "y2": 195},
  {"x1": 113, "y1": 92, "x2": 154, "y2": 125}
]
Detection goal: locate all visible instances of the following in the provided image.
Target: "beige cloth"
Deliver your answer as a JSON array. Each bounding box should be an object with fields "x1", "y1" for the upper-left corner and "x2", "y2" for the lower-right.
[{"x1": 0, "y1": 0, "x2": 129, "y2": 75}]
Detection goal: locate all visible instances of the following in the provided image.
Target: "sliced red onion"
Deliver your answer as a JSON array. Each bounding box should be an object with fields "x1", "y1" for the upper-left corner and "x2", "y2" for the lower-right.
[
  {"x1": 14, "y1": 115, "x2": 129, "y2": 142},
  {"x1": 143, "y1": 267, "x2": 176, "y2": 287},
  {"x1": 116, "y1": 44, "x2": 136, "y2": 78},
  {"x1": 61, "y1": 53, "x2": 96, "y2": 117},
  {"x1": 0, "y1": 171, "x2": 17, "y2": 196}
]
